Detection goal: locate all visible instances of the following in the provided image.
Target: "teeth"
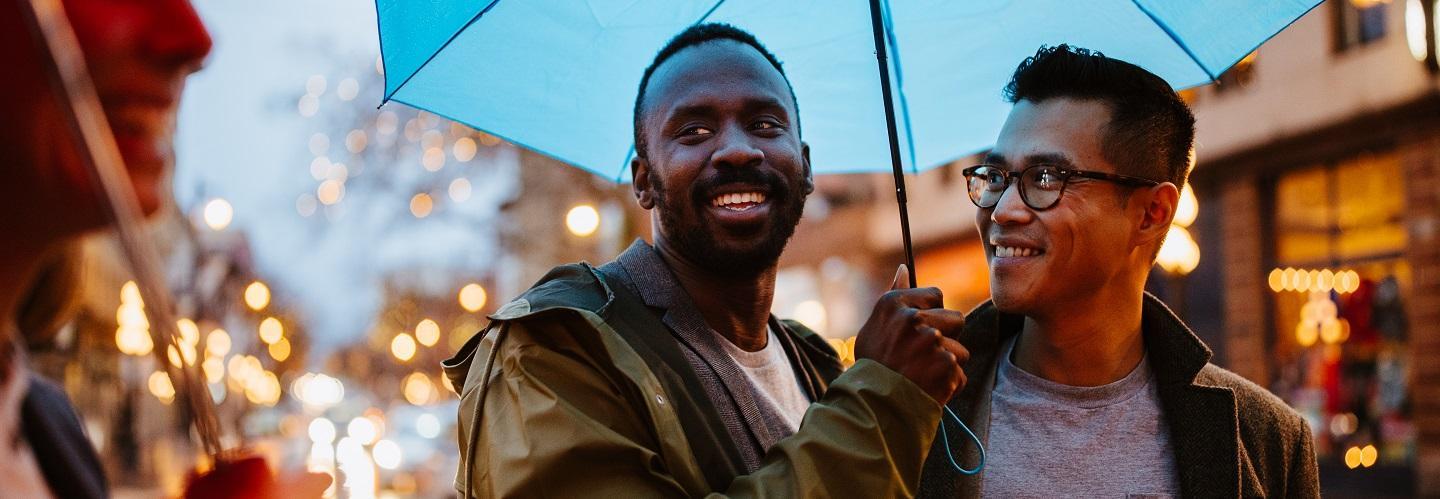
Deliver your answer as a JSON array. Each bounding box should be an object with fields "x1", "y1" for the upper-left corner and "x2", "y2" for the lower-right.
[
  {"x1": 995, "y1": 245, "x2": 1042, "y2": 258},
  {"x1": 712, "y1": 192, "x2": 767, "y2": 208}
]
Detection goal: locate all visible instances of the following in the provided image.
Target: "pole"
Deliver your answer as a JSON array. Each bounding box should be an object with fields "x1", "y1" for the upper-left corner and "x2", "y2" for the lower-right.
[{"x1": 867, "y1": 0, "x2": 918, "y2": 287}]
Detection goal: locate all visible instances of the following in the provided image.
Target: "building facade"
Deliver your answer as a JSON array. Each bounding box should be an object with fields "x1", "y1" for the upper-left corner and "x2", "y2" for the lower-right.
[{"x1": 1186, "y1": 0, "x2": 1440, "y2": 495}]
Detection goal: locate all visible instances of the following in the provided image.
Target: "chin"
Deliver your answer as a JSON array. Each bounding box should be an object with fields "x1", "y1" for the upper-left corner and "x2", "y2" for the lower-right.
[
  {"x1": 988, "y1": 284, "x2": 1037, "y2": 315},
  {"x1": 127, "y1": 166, "x2": 167, "y2": 216}
]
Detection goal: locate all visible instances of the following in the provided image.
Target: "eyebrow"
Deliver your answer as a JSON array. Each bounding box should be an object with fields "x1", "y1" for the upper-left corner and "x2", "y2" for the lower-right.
[
  {"x1": 983, "y1": 151, "x2": 1078, "y2": 169},
  {"x1": 665, "y1": 95, "x2": 790, "y2": 123}
]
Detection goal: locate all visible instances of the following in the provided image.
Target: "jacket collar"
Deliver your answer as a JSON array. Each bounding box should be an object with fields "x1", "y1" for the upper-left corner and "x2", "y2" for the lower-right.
[
  {"x1": 922, "y1": 292, "x2": 1240, "y2": 499},
  {"x1": 609, "y1": 239, "x2": 798, "y2": 466},
  {"x1": 613, "y1": 238, "x2": 686, "y2": 311}
]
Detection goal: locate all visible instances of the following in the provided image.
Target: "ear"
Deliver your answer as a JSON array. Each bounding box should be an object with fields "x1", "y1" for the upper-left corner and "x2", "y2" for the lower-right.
[
  {"x1": 800, "y1": 141, "x2": 815, "y2": 195},
  {"x1": 1134, "y1": 182, "x2": 1179, "y2": 248},
  {"x1": 631, "y1": 156, "x2": 656, "y2": 210}
]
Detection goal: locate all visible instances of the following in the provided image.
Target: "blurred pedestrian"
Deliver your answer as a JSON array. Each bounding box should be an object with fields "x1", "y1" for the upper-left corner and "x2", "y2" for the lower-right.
[
  {"x1": 1, "y1": 1, "x2": 326, "y2": 498},
  {"x1": 0, "y1": 0, "x2": 212, "y2": 496},
  {"x1": 918, "y1": 45, "x2": 1320, "y2": 498},
  {"x1": 445, "y1": 23, "x2": 970, "y2": 498}
]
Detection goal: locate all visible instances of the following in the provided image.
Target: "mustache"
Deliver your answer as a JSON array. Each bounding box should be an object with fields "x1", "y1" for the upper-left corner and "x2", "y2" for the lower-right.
[{"x1": 690, "y1": 168, "x2": 789, "y2": 205}]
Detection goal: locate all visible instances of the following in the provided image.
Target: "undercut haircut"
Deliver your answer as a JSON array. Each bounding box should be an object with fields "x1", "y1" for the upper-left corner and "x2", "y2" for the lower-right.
[
  {"x1": 1003, "y1": 44, "x2": 1196, "y2": 188},
  {"x1": 632, "y1": 23, "x2": 799, "y2": 160}
]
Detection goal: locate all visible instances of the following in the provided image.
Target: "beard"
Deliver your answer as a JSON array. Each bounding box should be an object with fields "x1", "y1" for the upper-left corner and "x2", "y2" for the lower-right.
[{"x1": 652, "y1": 167, "x2": 806, "y2": 278}]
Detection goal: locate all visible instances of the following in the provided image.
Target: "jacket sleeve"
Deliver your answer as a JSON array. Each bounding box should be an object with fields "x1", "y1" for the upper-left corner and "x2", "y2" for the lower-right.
[
  {"x1": 1286, "y1": 418, "x2": 1320, "y2": 499},
  {"x1": 456, "y1": 318, "x2": 944, "y2": 498}
]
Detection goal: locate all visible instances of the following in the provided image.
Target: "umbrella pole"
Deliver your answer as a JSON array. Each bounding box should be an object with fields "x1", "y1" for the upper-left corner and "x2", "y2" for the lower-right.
[{"x1": 866, "y1": 0, "x2": 918, "y2": 288}]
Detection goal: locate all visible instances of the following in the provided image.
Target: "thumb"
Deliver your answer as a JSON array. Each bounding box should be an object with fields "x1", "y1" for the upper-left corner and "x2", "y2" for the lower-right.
[{"x1": 890, "y1": 264, "x2": 911, "y2": 290}]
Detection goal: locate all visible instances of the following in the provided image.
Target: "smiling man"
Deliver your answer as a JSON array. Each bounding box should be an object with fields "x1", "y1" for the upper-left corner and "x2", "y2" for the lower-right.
[
  {"x1": 917, "y1": 46, "x2": 1320, "y2": 498},
  {"x1": 445, "y1": 23, "x2": 971, "y2": 497}
]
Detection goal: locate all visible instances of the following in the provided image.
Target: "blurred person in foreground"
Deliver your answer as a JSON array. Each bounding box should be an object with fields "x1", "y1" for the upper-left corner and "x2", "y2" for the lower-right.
[
  {"x1": 0, "y1": 1, "x2": 327, "y2": 497},
  {"x1": 445, "y1": 23, "x2": 970, "y2": 497},
  {"x1": 917, "y1": 45, "x2": 1320, "y2": 498}
]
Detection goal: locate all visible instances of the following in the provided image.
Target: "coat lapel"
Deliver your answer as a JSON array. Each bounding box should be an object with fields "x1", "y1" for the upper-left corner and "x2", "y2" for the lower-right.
[{"x1": 1141, "y1": 294, "x2": 1242, "y2": 498}]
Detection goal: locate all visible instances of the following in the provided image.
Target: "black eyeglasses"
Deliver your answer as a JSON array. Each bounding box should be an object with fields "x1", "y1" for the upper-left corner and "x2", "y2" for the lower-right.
[{"x1": 961, "y1": 164, "x2": 1160, "y2": 211}]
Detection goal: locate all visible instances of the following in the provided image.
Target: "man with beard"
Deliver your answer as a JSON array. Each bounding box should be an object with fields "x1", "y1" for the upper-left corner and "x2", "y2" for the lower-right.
[
  {"x1": 445, "y1": 23, "x2": 970, "y2": 497},
  {"x1": 917, "y1": 45, "x2": 1319, "y2": 498}
]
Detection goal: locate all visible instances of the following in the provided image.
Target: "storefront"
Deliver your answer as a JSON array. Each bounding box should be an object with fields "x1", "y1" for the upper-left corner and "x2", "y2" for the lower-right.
[{"x1": 1192, "y1": 92, "x2": 1440, "y2": 496}]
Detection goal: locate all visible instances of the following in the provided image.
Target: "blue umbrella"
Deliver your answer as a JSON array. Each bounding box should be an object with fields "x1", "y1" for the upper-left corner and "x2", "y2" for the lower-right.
[
  {"x1": 374, "y1": 0, "x2": 1320, "y2": 474},
  {"x1": 376, "y1": 0, "x2": 1319, "y2": 284}
]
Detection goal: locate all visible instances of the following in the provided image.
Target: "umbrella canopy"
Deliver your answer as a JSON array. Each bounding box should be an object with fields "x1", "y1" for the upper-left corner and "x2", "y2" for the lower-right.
[{"x1": 376, "y1": 0, "x2": 1320, "y2": 181}]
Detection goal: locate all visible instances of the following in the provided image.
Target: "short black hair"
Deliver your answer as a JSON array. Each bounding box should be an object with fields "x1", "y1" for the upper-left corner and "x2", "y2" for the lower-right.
[
  {"x1": 632, "y1": 23, "x2": 799, "y2": 159},
  {"x1": 1004, "y1": 45, "x2": 1195, "y2": 187}
]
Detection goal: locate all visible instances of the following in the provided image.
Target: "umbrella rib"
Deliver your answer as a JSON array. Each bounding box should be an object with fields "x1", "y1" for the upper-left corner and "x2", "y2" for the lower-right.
[
  {"x1": 1129, "y1": 0, "x2": 1215, "y2": 81},
  {"x1": 381, "y1": 0, "x2": 504, "y2": 104},
  {"x1": 694, "y1": 0, "x2": 726, "y2": 24}
]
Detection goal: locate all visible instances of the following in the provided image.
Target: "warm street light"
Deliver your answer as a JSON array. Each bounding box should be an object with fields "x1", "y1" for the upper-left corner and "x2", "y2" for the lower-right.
[
  {"x1": 203, "y1": 198, "x2": 233, "y2": 231},
  {"x1": 373, "y1": 439, "x2": 403, "y2": 470},
  {"x1": 259, "y1": 317, "x2": 284, "y2": 344},
  {"x1": 245, "y1": 281, "x2": 271, "y2": 311},
  {"x1": 459, "y1": 283, "x2": 487, "y2": 312},
  {"x1": 207, "y1": 328, "x2": 232, "y2": 357},
  {"x1": 1156, "y1": 226, "x2": 1200, "y2": 275},
  {"x1": 415, "y1": 319, "x2": 441, "y2": 347},
  {"x1": 269, "y1": 337, "x2": 292, "y2": 362},
  {"x1": 391, "y1": 333, "x2": 417, "y2": 362},
  {"x1": 116, "y1": 281, "x2": 153, "y2": 356},
  {"x1": 1157, "y1": 184, "x2": 1201, "y2": 275},
  {"x1": 410, "y1": 193, "x2": 434, "y2": 218},
  {"x1": 402, "y1": 372, "x2": 436, "y2": 405},
  {"x1": 148, "y1": 371, "x2": 175, "y2": 404},
  {"x1": 309, "y1": 418, "x2": 337, "y2": 445},
  {"x1": 348, "y1": 417, "x2": 379, "y2": 445},
  {"x1": 566, "y1": 204, "x2": 600, "y2": 237}
]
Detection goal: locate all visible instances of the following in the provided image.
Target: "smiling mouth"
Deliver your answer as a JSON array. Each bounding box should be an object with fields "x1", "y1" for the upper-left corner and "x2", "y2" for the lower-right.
[
  {"x1": 994, "y1": 245, "x2": 1045, "y2": 258},
  {"x1": 711, "y1": 191, "x2": 768, "y2": 212}
]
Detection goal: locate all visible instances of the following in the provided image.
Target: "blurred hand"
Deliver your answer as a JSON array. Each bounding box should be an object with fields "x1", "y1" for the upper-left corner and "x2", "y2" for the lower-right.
[
  {"x1": 854, "y1": 265, "x2": 969, "y2": 405},
  {"x1": 0, "y1": 353, "x2": 55, "y2": 499},
  {"x1": 183, "y1": 455, "x2": 332, "y2": 499}
]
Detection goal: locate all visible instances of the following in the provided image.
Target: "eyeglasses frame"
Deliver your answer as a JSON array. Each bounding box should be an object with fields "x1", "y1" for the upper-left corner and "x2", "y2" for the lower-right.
[{"x1": 960, "y1": 163, "x2": 1162, "y2": 211}]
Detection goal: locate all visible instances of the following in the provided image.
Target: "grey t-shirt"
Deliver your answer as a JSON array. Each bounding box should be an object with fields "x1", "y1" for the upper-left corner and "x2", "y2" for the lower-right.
[{"x1": 980, "y1": 337, "x2": 1181, "y2": 499}]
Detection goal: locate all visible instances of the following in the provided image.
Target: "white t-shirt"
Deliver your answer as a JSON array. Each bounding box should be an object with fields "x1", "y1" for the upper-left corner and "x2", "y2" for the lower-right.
[{"x1": 713, "y1": 326, "x2": 812, "y2": 432}]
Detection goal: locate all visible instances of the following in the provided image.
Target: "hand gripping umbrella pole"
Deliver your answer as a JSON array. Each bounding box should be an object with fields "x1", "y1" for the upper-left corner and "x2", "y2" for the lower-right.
[
  {"x1": 867, "y1": 0, "x2": 984, "y2": 475},
  {"x1": 19, "y1": 0, "x2": 224, "y2": 460}
]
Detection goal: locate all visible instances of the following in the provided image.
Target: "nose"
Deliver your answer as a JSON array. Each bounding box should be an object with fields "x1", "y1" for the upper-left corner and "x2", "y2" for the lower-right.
[
  {"x1": 147, "y1": 0, "x2": 213, "y2": 72},
  {"x1": 989, "y1": 180, "x2": 1034, "y2": 226},
  {"x1": 709, "y1": 125, "x2": 764, "y2": 169}
]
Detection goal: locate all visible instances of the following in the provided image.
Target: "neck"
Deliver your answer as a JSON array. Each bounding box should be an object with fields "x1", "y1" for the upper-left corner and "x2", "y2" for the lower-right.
[
  {"x1": 653, "y1": 238, "x2": 775, "y2": 352},
  {"x1": 1011, "y1": 281, "x2": 1147, "y2": 387}
]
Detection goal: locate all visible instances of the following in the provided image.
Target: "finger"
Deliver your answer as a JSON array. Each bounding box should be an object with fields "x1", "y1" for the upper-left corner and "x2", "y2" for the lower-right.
[
  {"x1": 940, "y1": 338, "x2": 970, "y2": 365},
  {"x1": 890, "y1": 264, "x2": 911, "y2": 290},
  {"x1": 890, "y1": 286, "x2": 943, "y2": 309},
  {"x1": 914, "y1": 309, "x2": 965, "y2": 334}
]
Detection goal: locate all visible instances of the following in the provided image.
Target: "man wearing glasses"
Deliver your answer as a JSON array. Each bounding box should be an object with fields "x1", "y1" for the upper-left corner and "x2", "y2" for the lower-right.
[{"x1": 918, "y1": 45, "x2": 1320, "y2": 498}]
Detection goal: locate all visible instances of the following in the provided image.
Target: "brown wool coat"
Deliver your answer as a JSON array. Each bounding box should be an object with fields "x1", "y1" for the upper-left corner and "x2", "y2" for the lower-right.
[{"x1": 919, "y1": 293, "x2": 1321, "y2": 499}]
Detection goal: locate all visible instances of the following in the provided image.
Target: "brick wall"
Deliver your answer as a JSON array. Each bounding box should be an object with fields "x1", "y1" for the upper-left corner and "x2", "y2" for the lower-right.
[
  {"x1": 1218, "y1": 176, "x2": 1271, "y2": 385},
  {"x1": 1401, "y1": 135, "x2": 1440, "y2": 495}
]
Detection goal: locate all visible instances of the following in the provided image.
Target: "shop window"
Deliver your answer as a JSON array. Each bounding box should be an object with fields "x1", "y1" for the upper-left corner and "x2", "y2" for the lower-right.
[
  {"x1": 1335, "y1": 0, "x2": 1391, "y2": 52},
  {"x1": 1268, "y1": 150, "x2": 1413, "y2": 472}
]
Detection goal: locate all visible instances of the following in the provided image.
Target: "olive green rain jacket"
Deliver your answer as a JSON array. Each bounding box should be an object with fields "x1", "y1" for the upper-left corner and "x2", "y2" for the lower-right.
[{"x1": 442, "y1": 244, "x2": 942, "y2": 498}]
